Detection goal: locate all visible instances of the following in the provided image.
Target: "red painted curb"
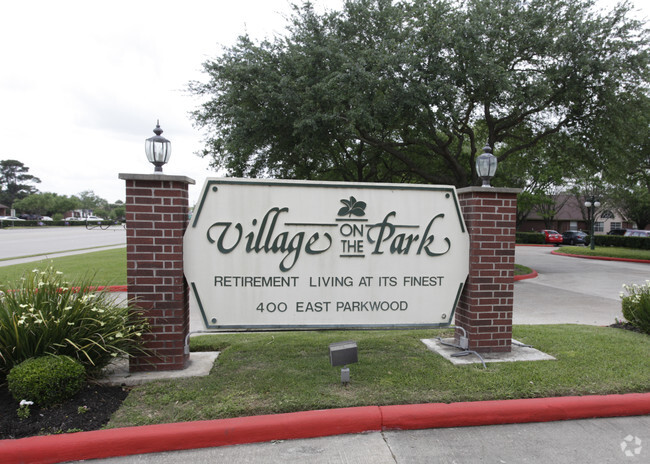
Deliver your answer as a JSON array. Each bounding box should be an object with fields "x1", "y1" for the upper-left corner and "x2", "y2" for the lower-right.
[
  {"x1": 551, "y1": 251, "x2": 650, "y2": 264},
  {"x1": 1, "y1": 394, "x2": 649, "y2": 464},
  {"x1": 0, "y1": 406, "x2": 382, "y2": 464},
  {"x1": 514, "y1": 270, "x2": 538, "y2": 281},
  {"x1": 380, "y1": 393, "x2": 650, "y2": 430},
  {"x1": 101, "y1": 285, "x2": 128, "y2": 292}
]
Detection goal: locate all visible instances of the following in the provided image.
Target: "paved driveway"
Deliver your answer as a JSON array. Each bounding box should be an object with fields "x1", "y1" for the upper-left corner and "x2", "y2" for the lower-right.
[{"x1": 514, "y1": 246, "x2": 648, "y2": 325}]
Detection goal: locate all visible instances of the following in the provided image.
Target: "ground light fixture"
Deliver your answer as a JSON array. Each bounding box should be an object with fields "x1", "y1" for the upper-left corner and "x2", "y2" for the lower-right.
[
  {"x1": 145, "y1": 120, "x2": 171, "y2": 173},
  {"x1": 329, "y1": 341, "x2": 358, "y2": 385},
  {"x1": 584, "y1": 196, "x2": 601, "y2": 250},
  {"x1": 475, "y1": 142, "x2": 498, "y2": 187}
]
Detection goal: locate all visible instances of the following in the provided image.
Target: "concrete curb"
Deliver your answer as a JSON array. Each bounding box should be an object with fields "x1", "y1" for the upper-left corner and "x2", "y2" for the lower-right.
[
  {"x1": 514, "y1": 270, "x2": 538, "y2": 281},
  {"x1": 101, "y1": 285, "x2": 128, "y2": 292},
  {"x1": 1, "y1": 393, "x2": 649, "y2": 464},
  {"x1": 551, "y1": 250, "x2": 650, "y2": 264}
]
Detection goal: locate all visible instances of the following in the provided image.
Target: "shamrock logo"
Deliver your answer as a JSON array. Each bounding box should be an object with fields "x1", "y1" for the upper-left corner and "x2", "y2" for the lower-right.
[{"x1": 338, "y1": 196, "x2": 367, "y2": 217}]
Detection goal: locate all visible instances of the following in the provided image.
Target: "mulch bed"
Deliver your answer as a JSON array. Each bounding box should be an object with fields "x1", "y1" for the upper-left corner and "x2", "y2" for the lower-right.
[
  {"x1": 0, "y1": 383, "x2": 129, "y2": 440},
  {"x1": 609, "y1": 321, "x2": 644, "y2": 334}
]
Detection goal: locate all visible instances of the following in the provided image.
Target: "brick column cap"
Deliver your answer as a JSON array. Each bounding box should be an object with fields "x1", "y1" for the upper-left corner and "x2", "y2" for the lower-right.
[
  {"x1": 457, "y1": 186, "x2": 521, "y2": 195},
  {"x1": 118, "y1": 173, "x2": 196, "y2": 185}
]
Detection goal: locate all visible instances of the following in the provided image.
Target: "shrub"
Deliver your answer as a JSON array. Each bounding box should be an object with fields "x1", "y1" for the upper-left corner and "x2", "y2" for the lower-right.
[
  {"x1": 516, "y1": 232, "x2": 545, "y2": 244},
  {"x1": 7, "y1": 356, "x2": 85, "y2": 407},
  {"x1": 0, "y1": 267, "x2": 148, "y2": 376},
  {"x1": 595, "y1": 235, "x2": 650, "y2": 250},
  {"x1": 621, "y1": 281, "x2": 650, "y2": 335}
]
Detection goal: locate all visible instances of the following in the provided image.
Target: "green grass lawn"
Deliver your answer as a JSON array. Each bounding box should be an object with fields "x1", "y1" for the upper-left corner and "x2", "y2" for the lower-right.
[
  {"x1": 514, "y1": 264, "x2": 533, "y2": 275},
  {"x1": 107, "y1": 325, "x2": 650, "y2": 428},
  {"x1": 556, "y1": 246, "x2": 650, "y2": 261},
  {"x1": 0, "y1": 248, "x2": 126, "y2": 287}
]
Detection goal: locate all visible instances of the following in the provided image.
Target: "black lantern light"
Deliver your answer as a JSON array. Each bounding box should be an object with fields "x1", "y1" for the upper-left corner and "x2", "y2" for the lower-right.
[
  {"x1": 145, "y1": 120, "x2": 171, "y2": 173},
  {"x1": 475, "y1": 142, "x2": 498, "y2": 187}
]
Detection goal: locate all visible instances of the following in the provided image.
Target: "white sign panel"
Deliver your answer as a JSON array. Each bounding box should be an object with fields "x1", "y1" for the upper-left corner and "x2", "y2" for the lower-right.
[{"x1": 184, "y1": 178, "x2": 469, "y2": 329}]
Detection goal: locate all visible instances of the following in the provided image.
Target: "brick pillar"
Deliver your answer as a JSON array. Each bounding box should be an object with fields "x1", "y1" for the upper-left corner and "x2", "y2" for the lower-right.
[
  {"x1": 456, "y1": 187, "x2": 520, "y2": 353},
  {"x1": 119, "y1": 173, "x2": 195, "y2": 372}
]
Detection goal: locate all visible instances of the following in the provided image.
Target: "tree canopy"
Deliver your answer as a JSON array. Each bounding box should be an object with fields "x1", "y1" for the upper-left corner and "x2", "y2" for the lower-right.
[
  {"x1": 0, "y1": 160, "x2": 40, "y2": 206},
  {"x1": 12, "y1": 193, "x2": 80, "y2": 217},
  {"x1": 189, "y1": 0, "x2": 649, "y2": 187}
]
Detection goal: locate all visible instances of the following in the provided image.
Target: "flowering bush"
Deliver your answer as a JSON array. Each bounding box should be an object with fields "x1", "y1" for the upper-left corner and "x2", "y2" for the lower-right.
[
  {"x1": 0, "y1": 267, "x2": 148, "y2": 377},
  {"x1": 621, "y1": 281, "x2": 650, "y2": 335}
]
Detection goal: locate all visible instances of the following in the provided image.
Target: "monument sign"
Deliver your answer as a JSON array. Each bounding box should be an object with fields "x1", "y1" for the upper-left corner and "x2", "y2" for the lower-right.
[{"x1": 183, "y1": 178, "x2": 469, "y2": 329}]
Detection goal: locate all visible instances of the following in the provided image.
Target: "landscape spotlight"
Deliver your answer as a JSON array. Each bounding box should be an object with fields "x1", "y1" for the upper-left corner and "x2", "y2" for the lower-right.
[
  {"x1": 329, "y1": 341, "x2": 358, "y2": 385},
  {"x1": 145, "y1": 120, "x2": 171, "y2": 173},
  {"x1": 475, "y1": 142, "x2": 497, "y2": 187}
]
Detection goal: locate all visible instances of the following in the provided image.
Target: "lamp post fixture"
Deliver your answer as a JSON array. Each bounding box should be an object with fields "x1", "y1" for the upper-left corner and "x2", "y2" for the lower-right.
[
  {"x1": 584, "y1": 196, "x2": 601, "y2": 250},
  {"x1": 145, "y1": 120, "x2": 171, "y2": 173},
  {"x1": 475, "y1": 142, "x2": 498, "y2": 187}
]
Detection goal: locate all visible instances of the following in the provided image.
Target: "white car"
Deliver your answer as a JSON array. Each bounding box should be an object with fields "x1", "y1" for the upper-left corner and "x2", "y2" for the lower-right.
[
  {"x1": 624, "y1": 229, "x2": 650, "y2": 237},
  {"x1": 85, "y1": 216, "x2": 104, "y2": 222},
  {"x1": 40, "y1": 216, "x2": 53, "y2": 221},
  {"x1": 0, "y1": 216, "x2": 25, "y2": 221}
]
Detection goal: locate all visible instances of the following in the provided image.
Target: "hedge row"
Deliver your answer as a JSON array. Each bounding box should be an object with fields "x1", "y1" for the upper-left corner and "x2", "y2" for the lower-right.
[
  {"x1": 515, "y1": 231, "x2": 650, "y2": 250},
  {"x1": 516, "y1": 232, "x2": 546, "y2": 244},
  {"x1": 593, "y1": 234, "x2": 650, "y2": 250}
]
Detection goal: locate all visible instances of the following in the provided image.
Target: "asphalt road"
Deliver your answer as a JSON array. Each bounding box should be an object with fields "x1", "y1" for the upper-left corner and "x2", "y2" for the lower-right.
[
  {"x1": 514, "y1": 246, "x2": 649, "y2": 325},
  {"x1": 0, "y1": 226, "x2": 125, "y2": 264}
]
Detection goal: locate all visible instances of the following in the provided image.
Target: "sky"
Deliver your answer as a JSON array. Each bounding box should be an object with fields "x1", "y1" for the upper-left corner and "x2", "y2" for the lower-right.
[{"x1": 0, "y1": 0, "x2": 647, "y2": 206}]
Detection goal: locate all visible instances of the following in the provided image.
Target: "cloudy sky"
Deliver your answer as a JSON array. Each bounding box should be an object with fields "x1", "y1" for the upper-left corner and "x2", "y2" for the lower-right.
[{"x1": 0, "y1": 0, "x2": 646, "y2": 206}]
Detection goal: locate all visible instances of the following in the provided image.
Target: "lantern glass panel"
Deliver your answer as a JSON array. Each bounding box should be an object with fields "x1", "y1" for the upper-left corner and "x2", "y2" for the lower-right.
[{"x1": 476, "y1": 153, "x2": 497, "y2": 178}]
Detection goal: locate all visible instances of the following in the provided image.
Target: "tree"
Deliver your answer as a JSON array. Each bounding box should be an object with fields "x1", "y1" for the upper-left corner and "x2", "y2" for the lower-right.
[
  {"x1": 76, "y1": 190, "x2": 109, "y2": 212},
  {"x1": 189, "y1": 0, "x2": 649, "y2": 187},
  {"x1": 0, "y1": 160, "x2": 40, "y2": 206},
  {"x1": 569, "y1": 174, "x2": 608, "y2": 232},
  {"x1": 536, "y1": 187, "x2": 571, "y2": 229},
  {"x1": 611, "y1": 186, "x2": 650, "y2": 230},
  {"x1": 13, "y1": 193, "x2": 81, "y2": 217},
  {"x1": 502, "y1": 135, "x2": 577, "y2": 228},
  {"x1": 597, "y1": 93, "x2": 650, "y2": 194}
]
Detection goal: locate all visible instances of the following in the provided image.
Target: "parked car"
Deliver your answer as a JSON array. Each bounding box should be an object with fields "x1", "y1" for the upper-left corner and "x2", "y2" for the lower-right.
[
  {"x1": 85, "y1": 216, "x2": 104, "y2": 222},
  {"x1": 542, "y1": 229, "x2": 563, "y2": 245},
  {"x1": 607, "y1": 228, "x2": 627, "y2": 236},
  {"x1": 562, "y1": 230, "x2": 588, "y2": 245},
  {"x1": 0, "y1": 216, "x2": 25, "y2": 221},
  {"x1": 40, "y1": 216, "x2": 53, "y2": 221},
  {"x1": 624, "y1": 229, "x2": 650, "y2": 237}
]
